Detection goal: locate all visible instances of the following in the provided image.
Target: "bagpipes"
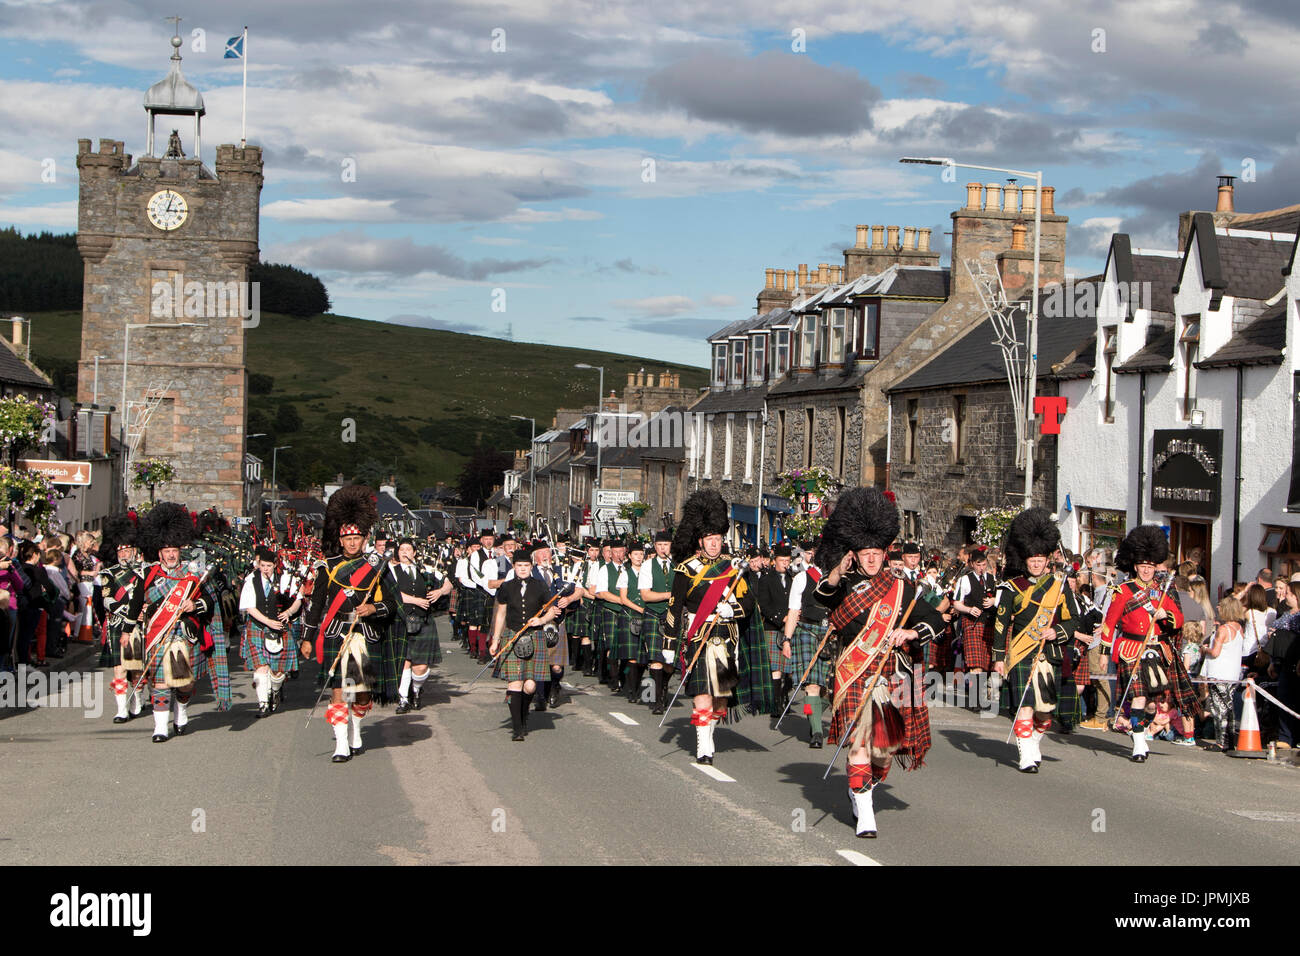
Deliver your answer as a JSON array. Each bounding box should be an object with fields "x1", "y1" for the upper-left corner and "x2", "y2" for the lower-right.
[
  {"x1": 1000, "y1": 571, "x2": 1068, "y2": 743},
  {"x1": 129, "y1": 565, "x2": 213, "y2": 699},
  {"x1": 657, "y1": 558, "x2": 743, "y2": 728},
  {"x1": 466, "y1": 584, "x2": 573, "y2": 689}
]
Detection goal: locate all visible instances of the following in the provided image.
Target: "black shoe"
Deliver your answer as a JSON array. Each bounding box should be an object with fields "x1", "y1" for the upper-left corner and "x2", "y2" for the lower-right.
[
  {"x1": 652, "y1": 701, "x2": 665, "y2": 716},
  {"x1": 546, "y1": 682, "x2": 561, "y2": 708},
  {"x1": 351, "y1": 745, "x2": 364, "y2": 756},
  {"x1": 152, "y1": 733, "x2": 168, "y2": 743},
  {"x1": 412, "y1": 688, "x2": 423, "y2": 710},
  {"x1": 857, "y1": 829, "x2": 877, "y2": 840},
  {"x1": 512, "y1": 731, "x2": 526, "y2": 742},
  {"x1": 697, "y1": 754, "x2": 713, "y2": 765},
  {"x1": 1019, "y1": 763, "x2": 1039, "y2": 773},
  {"x1": 332, "y1": 752, "x2": 351, "y2": 763},
  {"x1": 174, "y1": 723, "x2": 189, "y2": 736},
  {"x1": 256, "y1": 704, "x2": 270, "y2": 719},
  {"x1": 1131, "y1": 753, "x2": 1147, "y2": 763},
  {"x1": 113, "y1": 715, "x2": 128, "y2": 724},
  {"x1": 271, "y1": 688, "x2": 283, "y2": 713},
  {"x1": 395, "y1": 698, "x2": 411, "y2": 714},
  {"x1": 809, "y1": 733, "x2": 823, "y2": 749}
]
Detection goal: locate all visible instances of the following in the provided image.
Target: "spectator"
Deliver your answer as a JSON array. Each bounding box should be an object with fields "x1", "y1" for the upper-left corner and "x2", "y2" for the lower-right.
[
  {"x1": 1202, "y1": 595, "x2": 1246, "y2": 752},
  {"x1": 1264, "y1": 582, "x2": 1300, "y2": 751},
  {"x1": 42, "y1": 546, "x2": 73, "y2": 659},
  {"x1": 1242, "y1": 584, "x2": 1276, "y2": 662},
  {"x1": 17, "y1": 540, "x2": 50, "y2": 666},
  {"x1": 0, "y1": 539, "x2": 20, "y2": 671}
]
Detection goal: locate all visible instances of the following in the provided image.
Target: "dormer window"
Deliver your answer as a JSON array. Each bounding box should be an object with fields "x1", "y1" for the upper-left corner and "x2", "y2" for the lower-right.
[
  {"x1": 828, "y1": 308, "x2": 847, "y2": 364},
  {"x1": 773, "y1": 328, "x2": 791, "y2": 377},
  {"x1": 799, "y1": 315, "x2": 816, "y2": 368},
  {"x1": 856, "y1": 302, "x2": 880, "y2": 359},
  {"x1": 712, "y1": 343, "x2": 727, "y2": 387},
  {"x1": 749, "y1": 333, "x2": 767, "y2": 383},
  {"x1": 730, "y1": 338, "x2": 746, "y2": 384}
]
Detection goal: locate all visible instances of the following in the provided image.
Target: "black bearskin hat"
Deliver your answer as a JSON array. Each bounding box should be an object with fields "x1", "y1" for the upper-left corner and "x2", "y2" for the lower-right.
[
  {"x1": 323, "y1": 484, "x2": 378, "y2": 557},
  {"x1": 671, "y1": 490, "x2": 729, "y2": 564},
  {"x1": 815, "y1": 487, "x2": 898, "y2": 574},
  {"x1": 1001, "y1": 507, "x2": 1060, "y2": 579},
  {"x1": 138, "y1": 502, "x2": 195, "y2": 561},
  {"x1": 1115, "y1": 524, "x2": 1169, "y2": 574},
  {"x1": 99, "y1": 514, "x2": 138, "y2": 562}
]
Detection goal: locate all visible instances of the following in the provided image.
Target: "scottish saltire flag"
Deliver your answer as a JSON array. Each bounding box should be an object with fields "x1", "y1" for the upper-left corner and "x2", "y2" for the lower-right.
[{"x1": 224, "y1": 34, "x2": 245, "y2": 58}]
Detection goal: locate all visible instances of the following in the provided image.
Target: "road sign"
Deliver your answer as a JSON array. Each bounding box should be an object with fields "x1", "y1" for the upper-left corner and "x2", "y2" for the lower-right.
[
  {"x1": 595, "y1": 489, "x2": 635, "y2": 509},
  {"x1": 594, "y1": 508, "x2": 624, "y2": 524},
  {"x1": 803, "y1": 493, "x2": 822, "y2": 513},
  {"x1": 19, "y1": 459, "x2": 93, "y2": 486}
]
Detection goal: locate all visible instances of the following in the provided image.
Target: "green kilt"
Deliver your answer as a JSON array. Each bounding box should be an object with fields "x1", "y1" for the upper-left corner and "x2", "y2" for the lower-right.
[
  {"x1": 321, "y1": 617, "x2": 389, "y2": 697},
  {"x1": 573, "y1": 600, "x2": 591, "y2": 640},
  {"x1": 610, "y1": 605, "x2": 643, "y2": 662},
  {"x1": 760, "y1": 618, "x2": 790, "y2": 675},
  {"x1": 535, "y1": 621, "x2": 569, "y2": 669},
  {"x1": 681, "y1": 619, "x2": 773, "y2": 717},
  {"x1": 1002, "y1": 650, "x2": 1061, "y2": 716},
  {"x1": 595, "y1": 601, "x2": 618, "y2": 654},
  {"x1": 790, "y1": 621, "x2": 831, "y2": 687},
  {"x1": 461, "y1": 588, "x2": 489, "y2": 630},
  {"x1": 240, "y1": 617, "x2": 298, "y2": 672},
  {"x1": 495, "y1": 627, "x2": 547, "y2": 683},
  {"x1": 642, "y1": 609, "x2": 669, "y2": 659},
  {"x1": 391, "y1": 611, "x2": 443, "y2": 667}
]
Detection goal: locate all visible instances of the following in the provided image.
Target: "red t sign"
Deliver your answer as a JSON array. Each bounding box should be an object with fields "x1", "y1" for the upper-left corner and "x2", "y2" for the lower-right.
[{"x1": 1034, "y1": 396, "x2": 1068, "y2": 435}]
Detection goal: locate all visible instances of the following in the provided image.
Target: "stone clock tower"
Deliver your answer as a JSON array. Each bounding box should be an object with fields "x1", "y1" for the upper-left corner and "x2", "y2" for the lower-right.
[{"x1": 76, "y1": 27, "x2": 263, "y2": 514}]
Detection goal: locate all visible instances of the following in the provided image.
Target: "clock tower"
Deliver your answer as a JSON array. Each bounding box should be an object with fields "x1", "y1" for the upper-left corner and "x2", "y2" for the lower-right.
[{"x1": 76, "y1": 25, "x2": 263, "y2": 514}]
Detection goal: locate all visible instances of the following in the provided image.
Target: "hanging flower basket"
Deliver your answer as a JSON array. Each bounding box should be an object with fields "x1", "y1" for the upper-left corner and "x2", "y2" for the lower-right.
[
  {"x1": 0, "y1": 395, "x2": 54, "y2": 452},
  {"x1": 775, "y1": 466, "x2": 843, "y2": 514},
  {"x1": 131, "y1": 457, "x2": 176, "y2": 490},
  {"x1": 975, "y1": 506, "x2": 1021, "y2": 548},
  {"x1": 0, "y1": 464, "x2": 61, "y2": 532}
]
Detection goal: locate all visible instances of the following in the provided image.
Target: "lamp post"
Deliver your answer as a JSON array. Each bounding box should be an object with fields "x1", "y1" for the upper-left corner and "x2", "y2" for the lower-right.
[
  {"x1": 120, "y1": 321, "x2": 202, "y2": 505},
  {"x1": 510, "y1": 414, "x2": 536, "y2": 532},
  {"x1": 271, "y1": 444, "x2": 291, "y2": 526},
  {"x1": 900, "y1": 156, "x2": 1042, "y2": 510},
  {"x1": 573, "y1": 363, "x2": 604, "y2": 524}
]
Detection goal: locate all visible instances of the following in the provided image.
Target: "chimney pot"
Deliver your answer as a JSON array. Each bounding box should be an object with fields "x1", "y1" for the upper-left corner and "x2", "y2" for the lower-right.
[
  {"x1": 1020, "y1": 186, "x2": 1036, "y2": 215},
  {"x1": 965, "y1": 182, "x2": 983, "y2": 209},
  {"x1": 10, "y1": 316, "x2": 23, "y2": 348},
  {"x1": 871, "y1": 225, "x2": 884, "y2": 250},
  {"x1": 902, "y1": 226, "x2": 916, "y2": 250},
  {"x1": 1216, "y1": 175, "x2": 1236, "y2": 212},
  {"x1": 1004, "y1": 187, "x2": 1020, "y2": 214},
  {"x1": 886, "y1": 225, "x2": 900, "y2": 249},
  {"x1": 855, "y1": 225, "x2": 868, "y2": 248},
  {"x1": 918, "y1": 227, "x2": 932, "y2": 252},
  {"x1": 627, "y1": 372, "x2": 636, "y2": 387},
  {"x1": 798, "y1": 264, "x2": 808, "y2": 287},
  {"x1": 765, "y1": 268, "x2": 775, "y2": 289},
  {"x1": 985, "y1": 182, "x2": 1002, "y2": 212},
  {"x1": 1010, "y1": 220, "x2": 1027, "y2": 252},
  {"x1": 1041, "y1": 186, "x2": 1055, "y2": 216}
]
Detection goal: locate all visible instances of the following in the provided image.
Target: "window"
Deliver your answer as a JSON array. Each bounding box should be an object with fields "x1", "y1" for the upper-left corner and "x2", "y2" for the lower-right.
[
  {"x1": 858, "y1": 302, "x2": 880, "y2": 359},
  {"x1": 835, "y1": 406, "x2": 847, "y2": 476},
  {"x1": 952, "y1": 394, "x2": 967, "y2": 464},
  {"x1": 804, "y1": 407, "x2": 815, "y2": 467},
  {"x1": 1102, "y1": 325, "x2": 1117, "y2": 423},
  {"x1": 905, "y1": 399, "x2": 919, "y2": 464},
  {"x1": 799, "y1": 316, "x2": 817, "y2": 368},
  {"x1": 730, "y1": 339, "x2": 746, "y2": 384},
  {"x1": 1079, "y1": 508, "x2": 1126, "y2": 554},
  {"x1": 1180, "y1": 316, "x2": 1200, "y2": 420},
  {"x1": 703, "y1": 416, "x2": 714, "y2": 479},
  {"x1": 712, "y1": 343, "x2": 727, "y2": 387},
  {"x1": 776, "y1": 410, "x2": 786, "y2": 472},
  {"x1": 749, "y1": 334, "x2": 767, "y2": 383},
  {"x1": 744, "y1": 415, "x2": 754, "y2": 483},
  {"x1": 773, "y1": 329, "x2": 790, "y2": 377},
  {"x1": 723, "y1": 414, "x2": 734, "y2": 480},
  {"x1": 904, "y1": 510, "x2": 921, "y2": 541},
  {"x1": 828, "y1": 308, "x2": 847, "y2": 364},
  {"x1": 687, "y1": 414, "x2": 699, "y2": 477},
  {"x1": 817, "y1": 314, "x2": 830, "y2": 365}
]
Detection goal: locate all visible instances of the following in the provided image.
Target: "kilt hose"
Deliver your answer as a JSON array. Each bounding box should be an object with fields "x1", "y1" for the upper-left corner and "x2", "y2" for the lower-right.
[
  {"x1": 495, "y1": 627, "x2": 547, "y2": 683},
  {"x1": 827, "y1": 650, "x2": 930, "y2": 781},
  {"x1": 959, "y1": 616, "x2": 993, "y2": 670},
  {"x1": 790, "y1": 621, "x2": 832, "y2": 687},
  {"x1": 1115, "y1": 640, "x2": 1203, "y2": 719},
  {"x1": 239, "y1": 617, "x2": 298, "y2": 672},
  {"x1": 610, "y1": 606, "x2": 644, "y2": 663}
]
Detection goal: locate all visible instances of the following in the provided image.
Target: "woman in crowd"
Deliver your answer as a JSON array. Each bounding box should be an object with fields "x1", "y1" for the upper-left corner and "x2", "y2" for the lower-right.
[
  {"x1": 1201, "y1": 595, "x2": 1246, "y2": 752},
  {"x1": 1265, "y1": 581, "x2": 1300, "y2": 750}
]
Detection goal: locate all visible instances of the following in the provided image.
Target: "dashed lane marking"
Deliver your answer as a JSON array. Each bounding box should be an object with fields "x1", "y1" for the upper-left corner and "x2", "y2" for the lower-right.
[
  {"x1": 836, "y1": 848, "x2": 882, "y2": 866},
  {"x1": 609, "y1": 712, "x2": 639, "y2": 726},
  {"x1": 693, "y1": 763, "x2": 736, "y2": 783}
]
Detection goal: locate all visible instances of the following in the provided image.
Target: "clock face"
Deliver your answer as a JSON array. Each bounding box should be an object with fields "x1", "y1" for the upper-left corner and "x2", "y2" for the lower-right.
[{"x1": 146, "y1": 189, "x2": 188, "y2": 231}]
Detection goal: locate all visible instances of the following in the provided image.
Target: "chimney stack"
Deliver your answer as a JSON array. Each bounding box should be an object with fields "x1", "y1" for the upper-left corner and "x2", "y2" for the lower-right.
[
  {"x1": 798, "y1": 264, "x2": 808, "y2": 287},
  {"x1": 918, "y1": 227, "x2": 932, "y2": 251},
  {"x1": 764, "y1": 268, "x2": 775, "y2": 289},
  {"x1": 1041, "y1": 186, "x2": 1055, "y2": 216},
  {"x1": 985, "y1": 183, "x2": 1002, "y2": 211},
  {"x1": 855, "y1": 225, "x2": 869, "y2": 249},
  {"x1": 1010, "y1": 220, "x2": 1027, "y2": 251},
  {"x1": 886, "y1": 225, "x2": 899, "y2": 249},
  {"x1": 1020, "y1": 186, "x2": 1036, "y2": 215},
  {"x1": 902, "y1": 226, "x2": 916, "y2": 250},
  {"x1": 10, "y1": 316, "x2": 23, "y2": 348},
  {"x1": 965, "y1": 182, "x2": 983, "y2": 208},
  {"x1": 1216, "y1": 175, "x2": 1236, "y2": 212},
  {"x1": 871, "y1": 225, "x2": 884, "y2": 250}
]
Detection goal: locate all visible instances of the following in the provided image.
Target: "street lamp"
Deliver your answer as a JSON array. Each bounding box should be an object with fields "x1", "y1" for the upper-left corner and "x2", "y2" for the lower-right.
[
  {"x1": 510, "y1": 414, "x2": 536, "y2": 532},
  {"x1": 900, "y1": 156, "x2": 1042, "y2": 509},
  {"x1": 271, "y1": 444, "x2": 291, "y2": 525},
  {"x1": 573, "y1": 363, "x2": 604, "y2": 524},
  {"x1": 120, "y1": 321, "x2": 202, "y2": 503}
]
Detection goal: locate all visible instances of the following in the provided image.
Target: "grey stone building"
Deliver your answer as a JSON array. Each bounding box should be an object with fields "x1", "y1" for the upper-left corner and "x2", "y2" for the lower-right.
[{"x1": 75, "y1": 31, "x2": 263, "y2": 514}]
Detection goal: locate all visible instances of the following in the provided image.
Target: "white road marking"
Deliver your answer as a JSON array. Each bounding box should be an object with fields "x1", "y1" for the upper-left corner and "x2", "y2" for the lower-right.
[
  {"x1": 693, "y1": 763, "x2": 736, "y2": 783},
  {"x1": 836, "y1": 848, "x2": 882, "y2": 866},
  {"x1": 1230, "y1": 809, "x2": 1300, "y2": 822},
  {"x1": 609, "y1": 711, "x2": 639, "y2": 726}
]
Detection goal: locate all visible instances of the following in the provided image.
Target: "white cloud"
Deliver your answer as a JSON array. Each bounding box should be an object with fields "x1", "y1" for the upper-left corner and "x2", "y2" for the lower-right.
[{"x1": 612, "y1": 294, "x2": 696, "y2": 317}]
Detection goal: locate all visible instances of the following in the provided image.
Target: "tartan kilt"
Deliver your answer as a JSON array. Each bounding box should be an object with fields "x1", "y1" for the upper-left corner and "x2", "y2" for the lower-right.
[
  {"x1": 1064, "y1": 643, "x2": 1090, "y2": 684},
  {"x1": 239, "y1": 617, "x2": 297, "y2": 672},
  {"x1": 146, "y1": 634, "x2": 195, "y2": 689},
  {"x1": 610, "y1": 605, "x2": 643, "y2": 662},
  {"x1": 321, "y1": 619, "x2": 388, "y2": 695},
  {"x1": 461, "y1": 588, "x2": 488, "y2": 630},
  {"x1": 790, "y1": 621, "x2": 832, "y2": 687},
  {"x1": 827, "y1": 650, "x2": 930, "y2": 771},
  {"x1": 392, "y1": 614, "x2": 443, "y2": 667},
  {"x1": 642, "y1": 610, "x2": 669, "y2": 659},
  {"x1": 1115, "y1": 640, "x2": 1203, "y2": 718},
  {"x1": 594, "y1": 602, "x2": 616, "y2": 653},
  {"x1": 100, "y1": 624, "x2": 129, "y2": 668},
  {"x1": 495, "y1": 627, "x2": 547, "y2": 682},
  {"x1": 535, "y1": 620, "x2": 569, "y2": 669},
  {"x1": 761, "y1": 619, "x2": 788, "y2": 674},
  {"x1": 960, "y1": 617, "x2": 993, "y2": 670},
  {"x1": 928, "y1": 625, "x2": 955, "y2": 672},
  {"x1": 1003, "y1": 649, "x2": 1061, "y2": 715},
  {"x1": 682, "y1": 629, "x2": 739, "y2": 698}
]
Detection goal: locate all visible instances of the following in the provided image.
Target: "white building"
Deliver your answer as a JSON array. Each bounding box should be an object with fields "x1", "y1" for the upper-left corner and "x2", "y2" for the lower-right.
[{"x1": 1056, "y1": 209, "x2": 1297, "y2": 594}]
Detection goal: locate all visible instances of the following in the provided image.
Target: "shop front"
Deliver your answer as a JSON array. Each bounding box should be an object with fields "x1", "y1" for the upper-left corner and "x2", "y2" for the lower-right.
[{"x1": 1151, "y1": 428, "x2": 1222, "y2": 581}]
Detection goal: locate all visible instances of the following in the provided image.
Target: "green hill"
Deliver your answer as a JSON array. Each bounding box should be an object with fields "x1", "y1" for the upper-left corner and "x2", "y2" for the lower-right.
[{"x1": 25, "y1": 310, "x2": 706, "y2": 500}]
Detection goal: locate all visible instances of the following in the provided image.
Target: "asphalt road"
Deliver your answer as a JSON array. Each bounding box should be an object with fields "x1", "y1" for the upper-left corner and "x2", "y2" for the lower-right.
[{"x1": 3, "y1": 636, "x2": 1298, "y2": 866}]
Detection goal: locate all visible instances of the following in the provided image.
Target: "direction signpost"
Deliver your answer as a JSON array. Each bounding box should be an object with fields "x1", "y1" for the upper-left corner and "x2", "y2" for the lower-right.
[{"x1": 19, "y1": 460, "x2": 93, "y2": 486}]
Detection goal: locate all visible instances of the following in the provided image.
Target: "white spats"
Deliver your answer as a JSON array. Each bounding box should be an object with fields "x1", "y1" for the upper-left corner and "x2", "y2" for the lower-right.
[
  {"x1": 113, "y1": 690, "x2": 128, "y2": 719},
  {"x1": 694, "y1": 721, "x2": 714, "y2": 760},
  {"x1": 399, "y1": 668, "x2": 413, "y2": 699},
  {"x1": 1131, "y1": 730, "x2": 1149, "y2": 761},
  {"x1": 1029, "y1": 728, "x2": 1045, "y2": 767},
  {"x1": 1016, "y1": 735, "x2": 1038, "y2": 772},
  {"x1": 152, "y1": 709, "x2": 169, "y2": 738},
  {"x1": 173, "y1": 698, "x2": 188, "y2": 729},
  {"x1": 349, "y1": 714, "x2": 363, "y2": 750},
  {"x1": 129, "y1": 690, "x2": 143, "y2": 716},
  {"x1": 851, "y1": 786, "x2": 877, "y2": 837},
  {"x1": 253, "y1": 671, "x2": 270, "y2": 705},
  {"x1": 332, "y1": 719, "x2": 350, "y2": 758}
]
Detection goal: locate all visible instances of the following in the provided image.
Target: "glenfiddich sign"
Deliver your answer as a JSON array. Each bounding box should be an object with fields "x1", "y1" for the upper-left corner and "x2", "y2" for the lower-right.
[{"x1": 1151, "y1": 429, "x2": 1222, "y2": 517}]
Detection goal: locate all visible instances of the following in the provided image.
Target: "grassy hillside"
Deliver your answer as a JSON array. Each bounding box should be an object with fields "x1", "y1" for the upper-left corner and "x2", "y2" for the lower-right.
[{"x1": 26, "y1": 310, "x2": 706, "y2": 499}]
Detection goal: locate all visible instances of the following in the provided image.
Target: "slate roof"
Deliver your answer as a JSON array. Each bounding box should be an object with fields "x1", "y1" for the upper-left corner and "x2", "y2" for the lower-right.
[
  {"x1": 1130, "y1": 253, "x2": 1182, "y2": 314},
  {"x1": 887, "y1": 307, "x2": 1096, "y2": 393},
  {"x1": 1052, "y1": 332, "x2": 1097, "y2": 380},
  {"x1": 766, "y1": 365, "x2": 867, "y2": 396},
  {"x1": 1231, "y1": 204, "x2": 1300, "y2": 235},
  {"x1": 1115, "y1": 326, "x2": 1175, "y2": 374},
  {"x1": 0, "y1": 335, "x2": 54, "y2": 391},
  {"x1": 1215, "y1": 232, "x2": 1292, "y2": 300},
  {"x1": 1196, "y1": 300, "x2": 1286, "y2": 368},
  {"x1": 691, "y1": 388, "x2": 767, "y2": 413}
]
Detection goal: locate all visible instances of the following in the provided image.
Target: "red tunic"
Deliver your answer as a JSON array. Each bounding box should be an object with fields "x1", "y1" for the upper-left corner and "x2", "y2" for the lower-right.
[{"x1": 1102, "y1": 579, "x2": 1183, "y2": 663}]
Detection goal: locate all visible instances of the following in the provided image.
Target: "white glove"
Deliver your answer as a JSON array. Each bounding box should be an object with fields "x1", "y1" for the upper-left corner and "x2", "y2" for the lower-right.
[
  {"x1": 715, "y1": 602, "x2": 734, "y2": 620},
  {"x1": 660, "y1": 649, "x2": 676, "y2": 665}
]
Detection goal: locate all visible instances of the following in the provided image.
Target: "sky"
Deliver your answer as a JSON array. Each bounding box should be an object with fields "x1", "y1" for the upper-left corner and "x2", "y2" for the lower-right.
[{"x1": 2, "y1": 0, "x2": 1297, "y2": 368}]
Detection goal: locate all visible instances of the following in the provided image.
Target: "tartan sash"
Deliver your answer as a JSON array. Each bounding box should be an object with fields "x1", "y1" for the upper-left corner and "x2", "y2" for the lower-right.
[
  {"x1": 829, "y1": 575, "x2": 904, "y2": 723},
  {"x1": 316, "y1": 554, "x2": 383, "y2": 663},
  {"x1": 1111, "y1": 582, "x2": 1167, "y2": 664},
  {"x1": 1005, "y1": 574, "x2": 1066, "y2": 672},
  {"x1": 684, "y1": 565, "x2": 737, "y2": 644},
  {"x1": 144, "y1": 573, "x2": 199, "y2": 652}
]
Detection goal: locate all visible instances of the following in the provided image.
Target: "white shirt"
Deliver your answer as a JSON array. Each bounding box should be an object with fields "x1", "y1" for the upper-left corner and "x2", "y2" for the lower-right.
[
  {"x1": 239, "y1": 571, "x2": 276, "y2": 615},
  {"x1": 455, "y1": 555, "x2": 472, "y2": 588},
  {"x1": 788, "y1": 569, "x2": 815, "y2": 612},
  {"x1": 468, "y1": 549, "x2": 496, "y2": 593},
  {"x1": 1243, "y1": 609, "x2": 1274, "y2": 657},
  {"x1": 637, "y1": 557, "x2": 673, "y2": 593},
  {"x1": 590, "y1": 562, "x2": 626, "y2": 596},
  {"x1": 1203, "y1": 622, "x2": 1244, "y2": 682}
]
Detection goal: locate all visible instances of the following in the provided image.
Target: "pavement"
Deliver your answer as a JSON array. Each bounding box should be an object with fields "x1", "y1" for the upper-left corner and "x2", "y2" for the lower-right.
[{"x1": 2, "y1": 636, "x2": 1298, "y2": 866}]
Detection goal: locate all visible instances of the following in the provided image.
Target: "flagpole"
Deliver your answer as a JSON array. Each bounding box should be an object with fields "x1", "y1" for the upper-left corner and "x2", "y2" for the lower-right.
[{"x1": 240, "y1": 26, "x2": 248, "y2": 147}]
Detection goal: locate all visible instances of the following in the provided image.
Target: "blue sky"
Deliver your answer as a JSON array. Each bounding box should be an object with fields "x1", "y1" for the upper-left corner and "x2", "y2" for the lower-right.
[{"x1": 2, "y1": 1, "x2": 1297, "y2": 368}]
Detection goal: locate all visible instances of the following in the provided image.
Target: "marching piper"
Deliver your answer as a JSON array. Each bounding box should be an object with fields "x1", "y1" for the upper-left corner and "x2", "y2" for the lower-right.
[
  {"x1": 753, "y1": 541, "x2": 796, "y2": 719},
  {"x1": 638, "y1": 530, "x2": 676, "y2": 715},
  {"x1": 389, "y1": 538, "x2": 452, "y2": 714},
  {"x1": 239, "y1": 546, "x2": 297, "y2": 718},
  {"x1": 96, "y1": 514, "x2": 146, "y2": 723},
  {"x1": 785, "y1": 538, "x2": 833, "y2": 748},
  {"x1": 488, "y1": 546, "x2": 561, "y2": 741}
]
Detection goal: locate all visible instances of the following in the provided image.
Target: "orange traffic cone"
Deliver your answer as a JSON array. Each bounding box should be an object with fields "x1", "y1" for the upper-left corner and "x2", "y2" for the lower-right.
[{"x1": 1228, "y1": 681, "x2": 1268, "y2": 759}]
